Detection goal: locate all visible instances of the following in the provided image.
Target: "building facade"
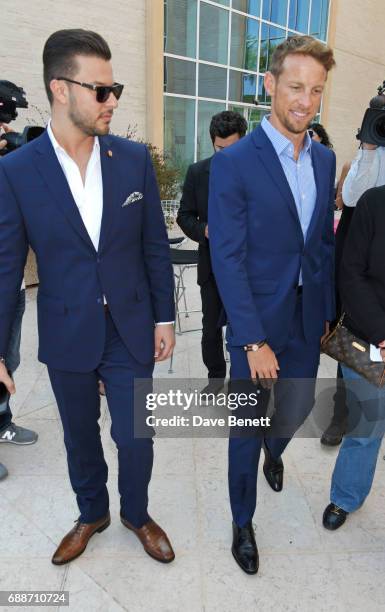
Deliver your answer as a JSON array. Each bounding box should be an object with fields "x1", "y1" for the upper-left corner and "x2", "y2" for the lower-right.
[
  {"x1": 163, "y1": 0, "x2": 330, "y2": 175},
  {"x1": 2, "y1": 0, "x2": 385, "y2": 184}
]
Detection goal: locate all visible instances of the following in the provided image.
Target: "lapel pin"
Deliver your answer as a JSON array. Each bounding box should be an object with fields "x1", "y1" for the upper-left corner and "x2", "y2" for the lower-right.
[{"x1": 107, "y1": 150, "x2": 113, "y2": 158}]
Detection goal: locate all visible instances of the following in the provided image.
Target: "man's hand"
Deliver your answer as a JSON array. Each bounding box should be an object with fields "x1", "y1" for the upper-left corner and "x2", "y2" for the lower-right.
[
  {"x1": 247, "y1": 344, "x2": 279, "y2": 389},
  {"x1": 0, "y1": 123, "x2": 13, "y2": 152},
  {"x1": 0, "y1": 361, "x2": 15, "y2": 395},
  {"x1": 379, "y1": 340, "x2": 385, "y2": 363},
  {"x1": 204, "y1": 224, "x2": 209, "y2": 239},
  {"x1": 321, "y1": 321, "x2": 330, "y2": 346},
  {"x1": 154, "y1": 324, "x2": 175, "y2": 362}
]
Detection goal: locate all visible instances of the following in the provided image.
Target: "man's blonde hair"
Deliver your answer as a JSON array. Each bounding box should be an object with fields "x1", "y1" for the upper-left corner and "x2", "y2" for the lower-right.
[{"x1": 270, "y1": 35, "x2": 335, "y2": 77}]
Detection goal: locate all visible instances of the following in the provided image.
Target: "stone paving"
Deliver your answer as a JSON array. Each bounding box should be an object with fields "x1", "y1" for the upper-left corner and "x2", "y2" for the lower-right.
[{"x1": 1, "y1": 270, "x2": 385, "y2": 612}]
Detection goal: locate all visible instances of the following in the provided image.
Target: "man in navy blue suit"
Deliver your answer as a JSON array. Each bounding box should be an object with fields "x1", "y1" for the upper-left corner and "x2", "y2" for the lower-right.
[
  {"x1": 0, "y1": 29, "x2": 175, "y2": 565},
  {"x1": 209, "y1": 36, "x2": 336, "y2": 574}
]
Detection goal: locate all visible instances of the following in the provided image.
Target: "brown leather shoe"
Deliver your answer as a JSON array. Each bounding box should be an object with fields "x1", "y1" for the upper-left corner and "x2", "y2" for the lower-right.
[
  {"x1": 52, "y1": 512, "x2": 110, "y2": 565},
  {"x1": 121, "y1": 516, "x2": 175, "y2": 563}
]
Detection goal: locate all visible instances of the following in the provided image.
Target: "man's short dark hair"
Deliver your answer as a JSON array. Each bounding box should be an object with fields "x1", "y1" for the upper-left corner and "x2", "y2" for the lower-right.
[
  {"x1": 43, "y1": 29, "x2": 111, "y2": 105},
  {"x1": 209, "y1": 111, "x2": 248, "y2": 144}
]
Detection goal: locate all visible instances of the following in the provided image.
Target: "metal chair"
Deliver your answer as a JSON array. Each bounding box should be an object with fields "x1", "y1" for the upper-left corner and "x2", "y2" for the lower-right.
[
  {"x1": 168, "y1": 247, "x2": 201, "y2": 374},
  {"x1": 169, "y1": 236, "x2": 185, "y2": 247}
]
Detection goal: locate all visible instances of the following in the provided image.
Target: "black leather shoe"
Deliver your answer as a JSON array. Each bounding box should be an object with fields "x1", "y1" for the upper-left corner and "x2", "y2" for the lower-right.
[
  {"x1": 231, "y1": 522, "x2": 259, "y2": 575},
  {"x1": 320, "y1": 422, "x2": 345, "y2": 446},
  {"x1": 323, "y1": 503, "x2": 349, "y2": 530},
  {"x1": 263, "y1": 442, "x2": 284, "y2": 492}
]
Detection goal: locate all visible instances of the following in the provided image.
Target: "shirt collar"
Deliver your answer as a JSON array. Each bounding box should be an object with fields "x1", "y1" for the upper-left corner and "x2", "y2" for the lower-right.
[
  {"x1": 261, "y1": 115, "x2": 312, "y2": 157},
  {"x1": 47, "y1": 119, "x2": 100, "y2": 156}
]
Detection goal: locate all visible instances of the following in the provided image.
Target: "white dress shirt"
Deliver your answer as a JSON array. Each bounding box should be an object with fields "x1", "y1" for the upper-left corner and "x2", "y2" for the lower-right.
[
  {"x1": 47, "y1": 121, "x2": 103, "y2": 250},
  {"x1": 46, "y1": 121, "x2": 173, "y2": 326},
  {"x1": 342, "y1": 147, "x2": 385, "y2": 207}
]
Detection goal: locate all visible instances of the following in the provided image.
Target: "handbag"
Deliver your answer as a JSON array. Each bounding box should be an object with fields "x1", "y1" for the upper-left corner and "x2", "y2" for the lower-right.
[{"x1": 321, "y1": 314, "x2": 385, "y2": 388}]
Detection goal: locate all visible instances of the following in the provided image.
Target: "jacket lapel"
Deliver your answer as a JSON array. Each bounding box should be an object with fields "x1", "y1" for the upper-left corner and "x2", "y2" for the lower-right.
[
  {"x1": 98, "y1": 136, "x2": 117, "y2": 254},
  {"x1": 305, "y1": 144, "x2": 326, "y2": 244},
  {"x1": 33, "y1": 131, "x2": 96, "y2": 253},
  {"x1": 251, "y1": 127, "x2": 303, "y2": 244}
]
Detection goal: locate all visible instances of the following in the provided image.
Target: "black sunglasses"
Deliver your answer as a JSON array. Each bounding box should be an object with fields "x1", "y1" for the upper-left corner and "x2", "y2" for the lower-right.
[{"x1": 56, "y1": 77, "x2": 124, "y2": 103}]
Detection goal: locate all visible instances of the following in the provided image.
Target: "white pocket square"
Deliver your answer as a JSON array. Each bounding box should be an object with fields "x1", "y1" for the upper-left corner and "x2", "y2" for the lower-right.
[{"x1": 122, "y1": 192, "x2": 143, "y2": 207}]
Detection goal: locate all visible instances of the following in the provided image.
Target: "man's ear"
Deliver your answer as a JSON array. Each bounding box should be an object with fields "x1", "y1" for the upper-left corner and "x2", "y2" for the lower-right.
[
  {"x1": 50, "y1": 79, "x2": 68, "y2": 105},
  {"x1": 264, "y1": 71, "x2": 276, "y2": 98}
]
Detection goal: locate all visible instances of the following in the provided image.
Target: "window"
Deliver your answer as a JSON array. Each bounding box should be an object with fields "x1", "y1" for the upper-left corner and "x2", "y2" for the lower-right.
[
  {"x1": 258, "y1": 75, "x2": 271, "y2": 105},
  {"x1": 164, "y1": 0, "x2": 197, "y2": 58},
  {"x1": 163, "y1": 0, "x2": 329, "y2": 169},
  {"x1": 164, "y1": 97, "x2": 196, "y2": 176},
  {"x1": 229, "y1": 71, "x2": 257, "y2": 104},
  {"x1": 232, "y1": 0, "x2": 261, "y2": 17},
  {"x1": 262, "y1": 0, "x2": 288, "y2": 27},
  {"x1": 230, "y1": 13, "x2": 260, "y2": 71},
  {"x1": 288, "y1": 0, "x2": 310, "y2": 33},
  {"x1": 247, "y1": 107, "x2": 270, "y2": 130},
  {"x1": 197, "y1": 100, "x2": 226, "y2": 160},
  {"x1": 310, "y1": 0, "x2": 329, "y2": 41},
  {"x1": 164, "y1": 57, "x2": 196, "y2": 96},
  {"x1": 259, "y1": 24, "x2": 286, "y2": 72},
  {"x1": 199, "y1": 3, "x2": 229, "y2": 65},
  {"x1": 198, "y1": 64, "x2": 227, "y2": 100}
]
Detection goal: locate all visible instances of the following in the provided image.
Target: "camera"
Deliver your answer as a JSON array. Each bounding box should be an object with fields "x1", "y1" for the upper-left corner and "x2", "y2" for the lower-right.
[
  {"x1": 357, "y1": 81, "x2": 385, "y2": 146},
  {"x1": 0, "y1": 80, "x2": 45, "y2": 155}
]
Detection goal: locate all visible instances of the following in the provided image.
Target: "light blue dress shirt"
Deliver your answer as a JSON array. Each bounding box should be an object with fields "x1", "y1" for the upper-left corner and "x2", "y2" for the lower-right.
[{"x1": 261, "y1": 116, "x2": 317, "y2": 284}]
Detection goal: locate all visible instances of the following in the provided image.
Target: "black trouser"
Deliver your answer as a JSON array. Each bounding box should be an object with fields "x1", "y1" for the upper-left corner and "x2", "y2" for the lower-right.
[{"x1": 200, "y1": 276, "x2": 226, "y2": 379}]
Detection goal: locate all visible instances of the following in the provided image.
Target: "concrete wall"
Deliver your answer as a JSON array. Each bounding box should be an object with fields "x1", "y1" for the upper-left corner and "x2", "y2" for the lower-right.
[
  {"x1": 323, "y1": 0, "x2": 385, "y2": 176},
  {"x1": 1, "y1": 0, "x2": 147, "y2": 139},
  {"x1": 146, "y1": 0, "x2": 164, "y2": 150}
]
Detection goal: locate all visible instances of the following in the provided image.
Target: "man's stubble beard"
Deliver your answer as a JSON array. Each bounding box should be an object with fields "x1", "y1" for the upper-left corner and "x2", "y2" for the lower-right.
[
  {"x1": 273, "y1": 101, "x2": 312, "y2": 136},
  {"x1": 68, "y1": 93, "x2": 109, "y2": 137},
  {"x1": 280, "y1": 111, "x2": 312, "y2": 136}
]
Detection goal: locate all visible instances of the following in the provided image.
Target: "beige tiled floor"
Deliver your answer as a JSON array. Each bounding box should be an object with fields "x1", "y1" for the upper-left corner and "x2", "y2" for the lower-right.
[{"x1": 1, "y1": 275, "x2": 385, "y2": 612}]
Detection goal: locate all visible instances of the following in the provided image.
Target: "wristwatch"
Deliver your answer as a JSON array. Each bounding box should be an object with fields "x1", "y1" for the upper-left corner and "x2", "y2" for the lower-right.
[{"x1": 243, "y1": 340, "x2": 266, "y2": 352}]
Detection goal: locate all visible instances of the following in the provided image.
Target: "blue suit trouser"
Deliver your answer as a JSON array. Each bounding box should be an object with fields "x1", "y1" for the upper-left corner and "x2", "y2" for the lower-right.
[
  {"x1": 48, "y1": 310, "x2": 154, "y2": 527},
  {"x1": 228, "y1": 295, "x2": 321, "y2": 527}
]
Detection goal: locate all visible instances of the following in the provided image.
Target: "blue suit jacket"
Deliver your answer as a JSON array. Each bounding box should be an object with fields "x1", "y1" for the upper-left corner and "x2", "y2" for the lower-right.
[
  {"x1": 0, "y1": 131, "x2": 174, "y2": 371},
  {"x1": 208, "y1": 125, "x2": 336, "y2": 353}
]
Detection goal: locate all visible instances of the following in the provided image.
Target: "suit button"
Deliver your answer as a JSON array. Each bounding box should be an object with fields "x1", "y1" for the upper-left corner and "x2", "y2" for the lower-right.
[
  {"x1": 96, "y1": 258, "x2": 101, "y2": 263},
  {"x1": 97, "y1": 298, "x2": 102, "y2": 304}
]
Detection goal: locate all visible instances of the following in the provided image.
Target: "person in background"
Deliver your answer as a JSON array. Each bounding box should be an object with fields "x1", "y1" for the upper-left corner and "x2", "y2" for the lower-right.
[
  {"x1": 309, "y1": 122, "x2": 333, "y2": 148},
  {"x1": 342, "y1": 139, "x2": 385, "y2": 207},
  {"x1": 323, "y1": 184, "x2": 385, "y2": 530},
  {"x1": 320, "y1": 161, "x2": 352, "y2": 446},
  {"x1": 0, "y1": 126, "x2": 38, "y2": 482},
  {"x1": 322, "y1": 133, "x2": 385, "y2": 445},
  {"x1": 308, "y1": 123, "x2": 352, "y2": 446},
  {"x1": 177, "y1": 111, "x2": 247, "y2": 394}
]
